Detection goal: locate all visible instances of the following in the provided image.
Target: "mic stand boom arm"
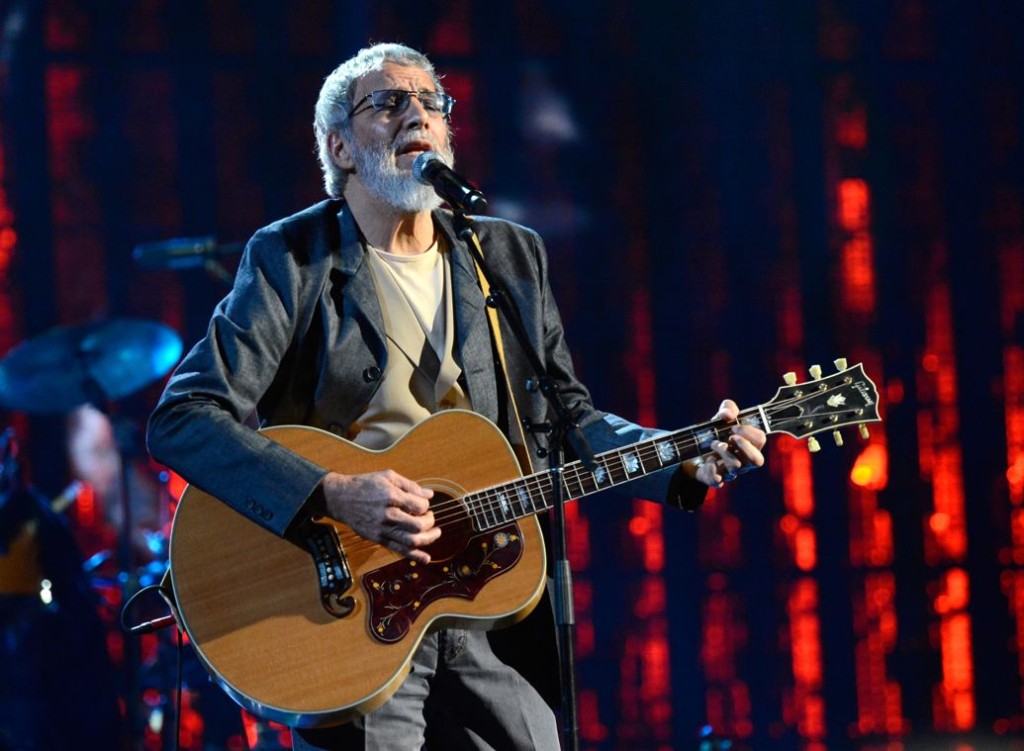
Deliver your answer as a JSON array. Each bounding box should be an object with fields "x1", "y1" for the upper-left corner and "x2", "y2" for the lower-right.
[{"x1": 453, "y1": 211, "x2": 594, "y2": 751}]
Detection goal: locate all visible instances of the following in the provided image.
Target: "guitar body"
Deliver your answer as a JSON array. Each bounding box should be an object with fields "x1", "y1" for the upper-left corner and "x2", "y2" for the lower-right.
[{"x1": 169, "y1": 410, "x2": 546, "y2": 728}]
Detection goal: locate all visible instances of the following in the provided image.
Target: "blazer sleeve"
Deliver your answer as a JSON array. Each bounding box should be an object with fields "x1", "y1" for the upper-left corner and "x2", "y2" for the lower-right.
[
  {"x1": 579, "y1": 414, "x2": 708, "y2": 510},
  {"x1": 146, "y1": 227, "x2": 329, "y2": 537}
]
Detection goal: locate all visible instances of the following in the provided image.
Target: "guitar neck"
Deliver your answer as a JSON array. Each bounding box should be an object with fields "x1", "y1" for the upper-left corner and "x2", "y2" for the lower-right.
[
  {"x1": 461, "y1": 407, "x2": 765, "y2": 531},
  {"x1": 461, "y1": 361, "x2": 882, "y2": 530}
]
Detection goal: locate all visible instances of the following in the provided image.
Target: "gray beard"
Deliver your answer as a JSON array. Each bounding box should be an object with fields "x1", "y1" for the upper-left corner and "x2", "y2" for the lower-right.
[{"x1": 350, "y1": 138, "x2": 454, "y2": 213}]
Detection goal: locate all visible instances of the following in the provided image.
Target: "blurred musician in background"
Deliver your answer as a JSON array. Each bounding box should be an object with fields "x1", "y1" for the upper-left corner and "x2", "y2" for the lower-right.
[{"x1": 65, "y1": 403, "x2": 166, "y2": 568}]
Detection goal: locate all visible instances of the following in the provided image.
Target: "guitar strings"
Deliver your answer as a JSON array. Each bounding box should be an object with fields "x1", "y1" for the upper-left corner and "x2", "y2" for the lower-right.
[
  {"x1": 423, "y1": 406, "x2": 760, "y2": 529},
  {"x1": 338, "y1": 380, "x2": 863, "y2": 554},
  {"x1": 343, "y1": 407, "x2": 761, "y2": 552},
  {"x1": 436, "y1": 430, "x2": 700, "y2": 522},
  {"x1": 412, "y1": 381, "x2": 856, "y2": 530},
  {"x1": 338, "y1": 431, "x2": 710, "y2": 556}
]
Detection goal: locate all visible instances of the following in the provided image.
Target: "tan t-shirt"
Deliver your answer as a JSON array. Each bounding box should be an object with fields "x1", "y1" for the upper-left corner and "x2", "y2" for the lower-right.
[{"x1": 347, "y1": 238, "x2": 471, "y2": 449}]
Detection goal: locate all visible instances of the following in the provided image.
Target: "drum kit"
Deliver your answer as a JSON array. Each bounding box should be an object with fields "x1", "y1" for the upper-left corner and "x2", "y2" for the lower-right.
[
  {"x1": 0, "y1": 317, "x2": 189, "y2": 749},
  {"x1": 0, "y1": 316, "x2": 183, "y2": 572}
]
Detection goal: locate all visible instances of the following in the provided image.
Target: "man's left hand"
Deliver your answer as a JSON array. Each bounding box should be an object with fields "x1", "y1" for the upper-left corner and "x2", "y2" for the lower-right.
[{"x1": 692, "y1": 399, "x2": 767, "y2": 488}]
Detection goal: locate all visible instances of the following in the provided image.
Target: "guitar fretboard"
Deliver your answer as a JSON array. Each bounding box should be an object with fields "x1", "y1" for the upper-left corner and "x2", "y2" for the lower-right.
[
  {"x1": 463, "y1": 409, "x2": 765, "y2": 531},
  {"x1": 460, "y1": 362, "x2": 879, "y2": 531}
]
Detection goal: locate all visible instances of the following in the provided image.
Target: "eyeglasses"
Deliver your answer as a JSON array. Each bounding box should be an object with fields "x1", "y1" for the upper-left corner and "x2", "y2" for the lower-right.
[{"x1": 348, "y1": 89, "x2": 456, "y2": 119}]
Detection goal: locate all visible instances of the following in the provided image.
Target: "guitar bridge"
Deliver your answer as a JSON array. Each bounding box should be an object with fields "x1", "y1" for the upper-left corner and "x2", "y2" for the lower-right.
[{"x1": 305, "y1": 523, "x2": 355, "y2": 618}]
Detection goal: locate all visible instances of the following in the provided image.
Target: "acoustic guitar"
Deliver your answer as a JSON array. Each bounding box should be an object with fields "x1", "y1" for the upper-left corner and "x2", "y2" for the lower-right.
[{"x1": 168, "y1": 361, "x2": 880, "y2": 727}]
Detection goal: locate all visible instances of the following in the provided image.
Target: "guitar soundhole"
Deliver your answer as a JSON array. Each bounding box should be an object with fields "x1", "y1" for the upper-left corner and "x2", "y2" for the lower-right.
[{"x1": 422, "y1": 492, "x2": 475, "y2": 561}]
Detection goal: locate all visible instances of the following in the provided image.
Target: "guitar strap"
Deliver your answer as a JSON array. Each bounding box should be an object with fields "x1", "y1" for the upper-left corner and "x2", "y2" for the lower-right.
[{"x1": 464, "y1": 227, "x2": 535, "y2": 475}]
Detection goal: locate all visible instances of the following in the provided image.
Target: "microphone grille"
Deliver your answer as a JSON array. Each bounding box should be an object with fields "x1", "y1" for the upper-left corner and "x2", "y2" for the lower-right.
[{"x1": 412, "y1": 151, "x2": 439, "y2": 184}]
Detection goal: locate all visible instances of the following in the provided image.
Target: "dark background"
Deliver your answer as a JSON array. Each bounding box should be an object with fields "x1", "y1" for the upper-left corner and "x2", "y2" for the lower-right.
[{"x1": 1, "y1": 1, "x2": 1023, "y2": 750}]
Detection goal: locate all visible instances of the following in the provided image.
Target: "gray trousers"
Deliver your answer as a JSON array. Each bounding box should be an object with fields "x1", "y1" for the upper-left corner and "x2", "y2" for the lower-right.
[{"x1": 291, "y1": 628, "x2": 559, "y2": 750}]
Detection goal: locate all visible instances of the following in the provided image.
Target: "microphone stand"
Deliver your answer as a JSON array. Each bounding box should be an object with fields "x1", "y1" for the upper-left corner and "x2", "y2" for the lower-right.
[{"x1": 453, "y1": 210, "x2": 596, "y2": 751}]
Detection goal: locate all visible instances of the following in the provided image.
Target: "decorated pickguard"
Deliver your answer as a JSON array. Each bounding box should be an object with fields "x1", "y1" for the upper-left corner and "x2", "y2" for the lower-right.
[{"x1": 362, "y1": 523, "x2": 524, "y2": 644}]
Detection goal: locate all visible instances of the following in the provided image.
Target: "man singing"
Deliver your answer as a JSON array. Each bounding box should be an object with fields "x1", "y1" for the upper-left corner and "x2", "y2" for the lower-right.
[{"x1": 148, "y1": 42, "x2": 766, "y2": 750}]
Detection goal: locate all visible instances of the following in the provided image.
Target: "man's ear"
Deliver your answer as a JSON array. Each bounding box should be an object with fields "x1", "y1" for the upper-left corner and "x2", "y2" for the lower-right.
[{"x1": 328, "y1": 131, "x2": 355, "y2": 172}]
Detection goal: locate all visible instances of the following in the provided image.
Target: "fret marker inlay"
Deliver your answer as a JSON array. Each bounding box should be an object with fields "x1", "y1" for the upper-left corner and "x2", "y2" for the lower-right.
[
  {"x1": 657, "y1": 442, "x2": 676, "y2": 462},
  {"x1": 624, "y1": 453, "x2": 640, "y2": 474},
  {"x1": 695, "y1": 429, "x2": 716, "y2": 451}
]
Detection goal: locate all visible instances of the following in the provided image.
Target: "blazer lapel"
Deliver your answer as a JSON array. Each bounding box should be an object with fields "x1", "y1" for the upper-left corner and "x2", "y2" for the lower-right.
[{"x1": 335, "y1": 204, "x2": 386, "y2": 355}]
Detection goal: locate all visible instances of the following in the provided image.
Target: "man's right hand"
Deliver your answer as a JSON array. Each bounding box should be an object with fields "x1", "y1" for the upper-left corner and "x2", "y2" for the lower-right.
[{"x1": 320, "y1": 470, "x2": 440, "y2": 563}]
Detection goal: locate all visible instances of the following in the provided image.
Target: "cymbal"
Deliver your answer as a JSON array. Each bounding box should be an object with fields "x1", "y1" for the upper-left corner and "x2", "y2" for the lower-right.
[{"x1": 0, "y1": 318, "x2": 183, "y2": 414}]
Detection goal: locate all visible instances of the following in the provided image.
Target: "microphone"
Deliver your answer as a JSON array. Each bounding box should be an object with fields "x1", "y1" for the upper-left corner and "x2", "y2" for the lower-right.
[
  {"x1": 412, "y1": 152, "x2": 488, "y2": 214},
  {"x1": 132, "y1": 236, "x2": 244, "y2": 270}
]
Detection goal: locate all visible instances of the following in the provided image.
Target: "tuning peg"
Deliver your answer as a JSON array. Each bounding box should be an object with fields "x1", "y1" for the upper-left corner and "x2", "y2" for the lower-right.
[
  {"x1": 833, "y1": 430, "x2": 844, "y2": 446},
  {"x1": 809, "y1": 364, "x2": 822, "y2": 380},
  {"x1": 807, "y1": 436, "x2": 821, "y2": 453},
  {"x1": 783, "y1": 371, "x2": 797, "y2": 385},
  {"x1": 859, "y1": 424, "x2": 870, "y2": 440},
  {"x1": 834, "y1": 357, "x2": 848, "y2": 371}
]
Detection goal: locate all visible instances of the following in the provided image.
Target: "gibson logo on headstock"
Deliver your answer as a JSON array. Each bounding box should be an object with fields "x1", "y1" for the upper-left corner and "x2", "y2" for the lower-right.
[{"x1": 853, "y1": 380, "x2": 876, "y2": 406}]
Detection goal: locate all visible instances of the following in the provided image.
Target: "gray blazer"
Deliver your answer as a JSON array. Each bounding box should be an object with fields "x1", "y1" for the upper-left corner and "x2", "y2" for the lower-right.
[{"x1": 147, "y1": 200, "x2": 693, "y2": 537}]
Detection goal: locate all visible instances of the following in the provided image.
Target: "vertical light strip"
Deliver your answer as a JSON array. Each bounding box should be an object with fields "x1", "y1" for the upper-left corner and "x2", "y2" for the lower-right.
[
  {"x1": 0, "y1": 88, "x2": 25, "y2": 444},
  {"x1": 617, "y1": 243, "x2": 672, "y2": 749},
  {"x1": 1000, "y1": 266, "x2": 1024, "y2": 720},
  {"x1": 823, "y1": 72, "x2": 905, "y2": 742},
  {"x1": 1000, "y1": 569, "x2": 1024, "y2": 728},
  {"x1": 778, "y1": 437, "x2": 826, "y2": 745},
  {"x1": 0, "y1": 132, "x2": 17, "y2": 354},
  {"x1": 918, "y1": 280, "x2": 973, "y2": 730},
  {"x1": 778, "y1": 439, "x2": 817, "y2": 573},
  {"x1": 919, "y1": 287, "x2": 968, "y2": 563},
  {"x1": 880, "y1": 73, "x2": 974, "y2": 730},
  {"x1": 1004, "y1": 335, "x2": 1024, "y2": 507},
  {"x1": 44, "y1": 65, "x2": 105, "y2": 325},
  {"x1": 930, "y1": 568, "x2": 974, "y2": 729},
  {"x1": 786, "y1": 578, "x2": 826, "y2": 741},
  {"x1": 122, "y1": 69, "x2": 184, "y2": 332},
  {"x1": 697, "y1": 347, "x2": 750, "y2": 742},
  {"x1": 852, "y1": 571, "x2": 903, "y2": 735},
  {"x1": 990, "y1": 82, "x2": 1024, "y2": 730},
  {"x1": 699, "y1": 575, "x2": 752, "y2": 740}
]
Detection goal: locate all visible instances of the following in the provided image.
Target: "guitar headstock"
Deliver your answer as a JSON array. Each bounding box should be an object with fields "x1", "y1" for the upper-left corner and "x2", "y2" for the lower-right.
[{"x1": 761, "y1": 359, "x2": 881, "y2": 450}]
